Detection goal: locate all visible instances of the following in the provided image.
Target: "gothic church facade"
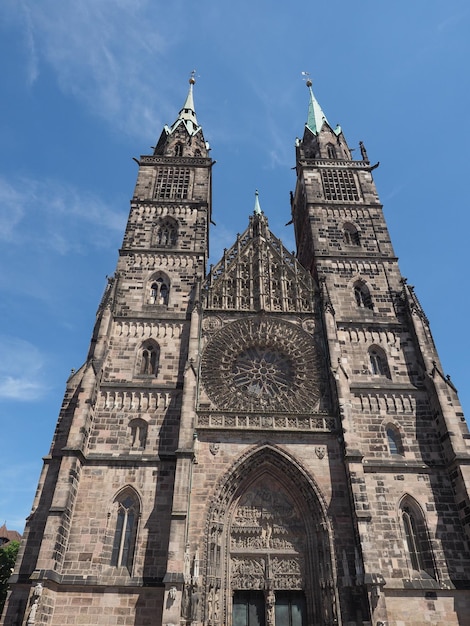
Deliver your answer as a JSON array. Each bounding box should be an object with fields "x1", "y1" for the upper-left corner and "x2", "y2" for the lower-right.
[{"x1": 3, "y1": 79, "x2": 470, "y2": 626}]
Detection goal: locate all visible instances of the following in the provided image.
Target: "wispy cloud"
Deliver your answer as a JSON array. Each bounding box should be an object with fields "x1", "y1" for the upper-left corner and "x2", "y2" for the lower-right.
[
  {"x1": 12, "y1": 1, "x2": 180, "y2": 139},
  {"x1": 0, "y1": 176, "x2": 126, "y2": 253},
  {"x1": 0, "y1": 336, "x2": 49, "y2": 401},
  {"x1": 20, "y1": 0, "x2": 39, "y2": 85}
]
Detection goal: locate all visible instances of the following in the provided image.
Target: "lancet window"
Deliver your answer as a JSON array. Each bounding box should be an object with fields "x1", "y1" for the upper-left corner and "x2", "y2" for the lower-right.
[
  {"x1": 343, "y1": 222, "x2": 361, "y2": 246},
  {"x1": 400, "y1": 498, "x2": 436, "y2": 578},
  {"x1": 386, "y1": 424, "x2": 403, "y2": 456},
  {"x1": 326, "y1": 143, "x2": 337, "y2": 159},
  {"x1": 139, "y1": 341, "x2": 160, "y2": 377},
  {"x1": 155, "y1": 217, "x2": 178, "y2": 247},
  {"x1": 149, "y1": 276, "x2": 170, "y2": 305},
  {"x1": 111, "y1": 491, "x2": 139, "y2": 571},
  {"x1": 353, "y1": 281, "x2": 373, "y2": 309},
  {"x1": 369, "y1": 346, "x2": 390, "y2": 378}
]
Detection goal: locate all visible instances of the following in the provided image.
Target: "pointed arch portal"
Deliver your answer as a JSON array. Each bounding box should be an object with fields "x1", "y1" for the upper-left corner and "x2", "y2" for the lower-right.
[{"x1": 203, "y1": 447, "x2": 338, "y2": 626}]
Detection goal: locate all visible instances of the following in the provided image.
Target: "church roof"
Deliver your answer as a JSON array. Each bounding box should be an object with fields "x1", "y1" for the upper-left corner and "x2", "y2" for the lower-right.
[{"x1": 0, "y1": 523, "x2": 22, "y2": 545}]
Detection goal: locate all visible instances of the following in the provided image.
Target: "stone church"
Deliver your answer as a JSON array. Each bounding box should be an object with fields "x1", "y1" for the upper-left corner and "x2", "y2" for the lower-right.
[{"x1": 3, "y1": 78, "x2": 470, "y2": 626}]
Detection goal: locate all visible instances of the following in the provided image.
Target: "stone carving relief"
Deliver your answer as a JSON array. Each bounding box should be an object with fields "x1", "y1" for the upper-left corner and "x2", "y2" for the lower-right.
[
  {"x1": 209, "y1": 442, "x2": 220, "y2": 456},
  {"x1": 230, "y1": 557, "x2": 265, "y2": 589},
  {"x1": 202, "y1": 316, "x2": 222, "y2": 333},
  {"x1": 231, "y1": 491, "x2": 304, "y2": 552},
  {"x1": 203, "y1": 212, "x2": 315, "y2": 314},
  {"x1": 229, "y1": 481, "x2": 305, "y2": 592}
]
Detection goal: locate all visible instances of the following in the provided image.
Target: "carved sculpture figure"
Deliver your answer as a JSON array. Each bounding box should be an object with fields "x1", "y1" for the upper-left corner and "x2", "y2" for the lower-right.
[{"x1": 266, "y1": 589, "x2": 276, "y2": 626}]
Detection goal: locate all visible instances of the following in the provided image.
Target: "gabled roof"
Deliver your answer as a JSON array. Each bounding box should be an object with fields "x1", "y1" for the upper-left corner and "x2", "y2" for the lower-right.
[{"x1": 0, "y1": 523, "x2": 22, "y2": 545}]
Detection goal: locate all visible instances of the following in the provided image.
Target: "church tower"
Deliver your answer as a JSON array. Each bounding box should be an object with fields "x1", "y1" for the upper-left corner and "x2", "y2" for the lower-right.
[{"x1": 3, "y1": 79, "x2": 470, "y2": 626}]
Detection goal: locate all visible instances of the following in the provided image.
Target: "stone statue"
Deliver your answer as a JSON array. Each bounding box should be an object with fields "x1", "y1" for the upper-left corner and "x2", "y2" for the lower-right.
[
  {"x1": 266, "y1": 589, "x2": 275, "y2": 626},
  {"x1": 213, "y1": 588, "x2": 220, "y2": 623},
  {"x1": 27, "y1": 600, "x2": 38, "y2": 625},
  {"x1": 190, "y1": 582, "x2": 201, "y2": 622}
]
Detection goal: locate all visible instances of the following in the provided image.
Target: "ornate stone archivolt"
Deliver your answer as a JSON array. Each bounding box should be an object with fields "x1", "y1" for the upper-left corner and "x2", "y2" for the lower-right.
[
  {"x1": 200, "y1": 316, "x2": 320, "y2": 412},
  {"x1": 203, "y1": 446, "x2": 339, "y2": 626}
]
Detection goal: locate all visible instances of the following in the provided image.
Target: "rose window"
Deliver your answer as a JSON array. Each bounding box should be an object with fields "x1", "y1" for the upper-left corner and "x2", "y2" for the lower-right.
[
  {"x1": 232, "y1": 348, "x2": 294, "y2": 399},
  {"x1": 200, "y1": 317, "x2": 320, "y2": 412}
]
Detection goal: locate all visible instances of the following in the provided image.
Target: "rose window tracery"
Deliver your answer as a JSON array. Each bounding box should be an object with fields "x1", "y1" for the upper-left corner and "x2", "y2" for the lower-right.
[
  {"x1": 200, "y1": 316, "x2": 320, "y2": 412},
  {"x1": 232, "y1": 347, "x2": 294, "y2": 399}
]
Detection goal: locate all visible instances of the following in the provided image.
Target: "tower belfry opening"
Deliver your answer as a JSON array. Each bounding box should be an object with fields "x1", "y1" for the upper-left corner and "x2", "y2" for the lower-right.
[{"x1": 3, "y1": 78, "x2": 470, "y2": 626}]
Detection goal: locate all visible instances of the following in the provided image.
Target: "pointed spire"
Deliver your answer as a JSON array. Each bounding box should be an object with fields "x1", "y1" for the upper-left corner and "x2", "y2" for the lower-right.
[
  {"x1": 305, "y1": 78, "x2": 328, "y2": 135},
  {"x1": 304, "y1": 78, "x2": 341, "y2": 137},
  {"x1": 167, "y1": 72, "x2": 202, "y2": 137},
  {"x1": 253, "y1": 189, "x2": 262, "y2": 215}
]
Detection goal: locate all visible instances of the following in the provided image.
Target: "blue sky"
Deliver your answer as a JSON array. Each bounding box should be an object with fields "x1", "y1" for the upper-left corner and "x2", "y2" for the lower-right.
[{"x1": 1, "y1": 0, "x2": 469, "y2": 532}]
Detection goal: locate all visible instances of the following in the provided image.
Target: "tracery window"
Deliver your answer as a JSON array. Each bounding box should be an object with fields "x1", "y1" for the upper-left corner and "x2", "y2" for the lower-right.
[
  {"x1": 139, "y1": 341, "x2": 160, "y2": 376},
  {"x1": 326, "y1": 143, "x2": 337, "y2": 159},
  {"x1": 156, "y1": 218, "x2": 178, "y2": 246},
  {"x1": 353, "y1": 281, "x2": 373, "y2": 309},
  {"x1": 369, "y1": 346, "x2": 390, "y2": 378},
  {"x1": 111, "y1": 491, "x2": 139, "y2": 571},
  {"x1": 343, "y1": 222, "x2": 361, "y2": 246},
  {"x1": 401, "y1": 499, "x2": 436, "y2": 578},
  {"x1": 154, "y1": 167, "x2": 190, "y2": 199},
  {"x1": 149, "y1": 276, "x2": 170, "y2": 305}
]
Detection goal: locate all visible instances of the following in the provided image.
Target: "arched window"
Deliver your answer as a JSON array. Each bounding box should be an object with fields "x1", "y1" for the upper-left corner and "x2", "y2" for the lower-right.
[
  {"x1": 156, "y1": 218, "x2": 178, "y2": 247},
  {"x1": 111, "y1": 491, "x2": 139, "y2": 571},
  {"x1": 149, "y1": 276, "x2": 170, "y2": 305},
  {"x1": 174, "y1": 143, "x2": 183, "y2": 157},
  {"x1": 369, "y1": 346, "x2": 390, "y2": 377},
  {"x1": 343, "y1": 222, "x2": 360, "y2": 246},
  {"x1": 353, "y1": 281, "x2": 373, "y2": 309},
  {"x1": 400, "y1": 498, "x2": 436, "y2": 578},
  {"x1": 129, "y1": 418, "x2": 148, "y2": 450},
  {"x1": 326, "y1": 143, "x2": 337, "y2": 159},
  {"x1": 386, "y1": 424, "x2": 403, "y2": 455},
  {"x1": 140, "y1": 341, "x2": 160, "y2": 376}
]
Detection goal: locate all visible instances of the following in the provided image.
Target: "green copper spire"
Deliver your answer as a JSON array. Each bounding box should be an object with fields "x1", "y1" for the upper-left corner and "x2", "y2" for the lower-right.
[
  {"x1": 305, "y1": 78, "x2": 341, "y2": 137},
  {"x1": 253, "y1": 189, "x2": 262, "y2": 215},
  {"x1": 166, "y1": 73, "x2": 202, "y2": 137}
]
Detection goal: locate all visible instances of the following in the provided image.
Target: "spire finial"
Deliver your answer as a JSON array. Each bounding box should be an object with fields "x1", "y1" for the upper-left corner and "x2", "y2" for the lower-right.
[
  {"x1": 302, "y1": 70, "x2": 313, "y2": 88},
  {"x1": 189, "y1": 69, "x2": 196, "y2": 85},
  {"x1": 302, "y1": 71, "x2": 330, "y2": 135},
  {"x1": 253, "y1": 189, "x2": 262, "y2": 215}
]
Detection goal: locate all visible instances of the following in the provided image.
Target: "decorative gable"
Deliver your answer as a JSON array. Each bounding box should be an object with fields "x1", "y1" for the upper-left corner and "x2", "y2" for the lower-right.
[{"x1": 203, "y1": 212, "x2": 315, "y2": 313}]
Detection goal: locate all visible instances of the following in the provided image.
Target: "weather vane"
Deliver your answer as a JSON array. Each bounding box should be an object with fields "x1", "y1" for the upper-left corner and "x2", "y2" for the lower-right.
[{"x1": 301, "y1": 71, "x2": 312, "y2": 88}]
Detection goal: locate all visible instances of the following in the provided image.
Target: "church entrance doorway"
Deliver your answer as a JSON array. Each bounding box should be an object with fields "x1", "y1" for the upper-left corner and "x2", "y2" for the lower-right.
[
  {"x1": 232, "y1": 591, "x2": 306, "y2": 626},
  {"x1": 204, "y1": 447, "x2": 339, "y2": 626}
]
